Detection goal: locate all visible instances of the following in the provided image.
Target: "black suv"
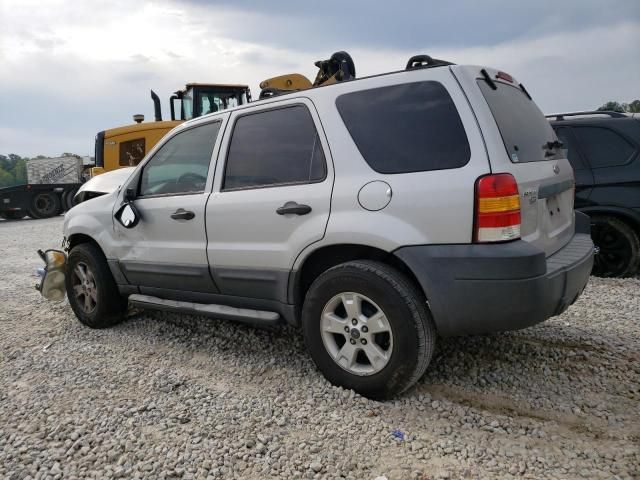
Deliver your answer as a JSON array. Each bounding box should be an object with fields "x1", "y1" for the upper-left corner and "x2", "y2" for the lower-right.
[{"x1": 548, "y1": 111, "x2": 640, "y2": 277}]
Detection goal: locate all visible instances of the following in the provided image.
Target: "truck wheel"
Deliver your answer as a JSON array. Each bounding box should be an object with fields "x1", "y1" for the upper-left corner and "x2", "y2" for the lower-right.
[
  {"x1": 1, "y1": 210, "x2": 27, "y2": 220},
  {"x1": 62, "y1": 188, "x2": 79, "y2": 211},
  {"x1": 591, "y1": 215, "x2": 640, "y2": 278},
  {"x1": 65, "y1": 243, "x2": 127, "y2": 328},
  {"x1": 302, "y1": 260, "x2": 435, "y2": 399},
  {"x1": 28, "y1": 192, "x2": 62, "y2": 219}
]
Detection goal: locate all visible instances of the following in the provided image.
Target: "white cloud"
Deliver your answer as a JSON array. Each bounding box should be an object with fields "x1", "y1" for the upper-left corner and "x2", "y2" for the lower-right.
[{"x1": 0, "y1": 0, "x2": 638, "y2": 156}]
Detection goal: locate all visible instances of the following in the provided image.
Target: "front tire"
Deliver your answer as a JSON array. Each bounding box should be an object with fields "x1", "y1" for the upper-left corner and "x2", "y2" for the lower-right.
[
  {"x1": 302, "y1": 260, "x2": 435, "y2": 399},
  {"x1": 65, "y1": 243, "x2": 127, "y2": 328},
  {"x1": 591, "y1": 215, "x2": 640, "y2": 277}
]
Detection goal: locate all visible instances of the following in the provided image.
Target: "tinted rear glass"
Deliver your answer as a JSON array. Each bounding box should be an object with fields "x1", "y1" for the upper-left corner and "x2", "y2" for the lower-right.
[
  {"x1": 336, "y1": 81, "x2": 470, "y2": 174},
  {"x1": 572, "y1": 126, "x2": 636, "y2": 168},
  {"x1": 223, "y1": 105, "x2": 326, "y2": 190},
  {"x1": 554, "y1": 127, "x2": 585, "y2": 169},
  {"x1": 478, "y1": 80, "x2": 556, "y2": 163}
]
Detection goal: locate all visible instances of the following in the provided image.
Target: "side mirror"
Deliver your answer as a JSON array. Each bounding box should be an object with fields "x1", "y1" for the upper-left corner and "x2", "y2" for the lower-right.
[
  {"x1": 124, "y1": 188, "x2": 136, "y2": 202},
  {"x1": 115, "y1": 203, "x2": 140, "y2": 228}
]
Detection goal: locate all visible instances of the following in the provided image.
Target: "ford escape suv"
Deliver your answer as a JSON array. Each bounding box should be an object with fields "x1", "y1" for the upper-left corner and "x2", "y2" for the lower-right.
[{"x1": 40, "y1": 57, "x2": 593, "y2": 398}]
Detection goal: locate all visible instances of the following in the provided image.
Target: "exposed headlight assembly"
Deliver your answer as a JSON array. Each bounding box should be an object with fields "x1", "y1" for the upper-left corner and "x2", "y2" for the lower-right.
[{"x1": 36, "y1": 249, "x2": 67, "y2": 302}]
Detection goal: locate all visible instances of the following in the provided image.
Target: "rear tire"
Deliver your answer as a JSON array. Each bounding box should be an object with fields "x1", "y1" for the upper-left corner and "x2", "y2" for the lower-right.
[
  {"x1": 28, "y1": 192, "x2": 62, "y2": 219},
  {"x1": 302, "y1": 260, "x2": 435, "y2": 399},
  {"x1": 591, "y1": 215, "x2": 640, "y2": 278},
  {"x1": 65, "y1": 243, "x2": 127, "y2": 328}
]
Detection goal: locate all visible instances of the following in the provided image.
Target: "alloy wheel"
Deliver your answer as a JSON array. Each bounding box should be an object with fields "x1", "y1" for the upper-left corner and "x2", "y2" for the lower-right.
[
  {"x1": 72, "y1": 262, "x2": 98, "y2": 313},
  {"x1": 320, "y1": 292, "x2": 393, "y2": 376}
]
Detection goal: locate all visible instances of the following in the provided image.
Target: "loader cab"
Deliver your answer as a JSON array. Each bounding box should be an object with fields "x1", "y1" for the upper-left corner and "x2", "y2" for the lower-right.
[
  {"x1": 171, "y1": 84, "x2": 251, "y2": 121},
  {"x1": 92, "y1": 83, "x2": 251, "y2": 178}
]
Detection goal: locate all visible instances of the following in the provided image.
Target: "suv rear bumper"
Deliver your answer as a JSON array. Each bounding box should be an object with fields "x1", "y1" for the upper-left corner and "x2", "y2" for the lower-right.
[{"x1": 394, "y1": 213, "x2": 594, "y2": 337}]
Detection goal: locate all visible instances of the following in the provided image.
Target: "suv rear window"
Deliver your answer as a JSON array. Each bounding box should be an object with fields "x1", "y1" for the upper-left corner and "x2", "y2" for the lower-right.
[
  {"x1": 478, "y1": 80, "x2": 556, "y2": 163},
  {"x1": 336, "y1": 81, "x2": 470, "y2": 174}
]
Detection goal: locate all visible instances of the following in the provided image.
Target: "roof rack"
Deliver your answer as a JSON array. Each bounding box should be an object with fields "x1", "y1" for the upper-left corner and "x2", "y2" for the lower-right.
[
  {"x1": 545, "y1": 111, "x2": 628, "y2": 121},
  {"x1": 256, "y1": 52, "x2": 454, "y2": 101},
  {"x1": 405, "y1": 55, "x2": 454, "y2": 70}
]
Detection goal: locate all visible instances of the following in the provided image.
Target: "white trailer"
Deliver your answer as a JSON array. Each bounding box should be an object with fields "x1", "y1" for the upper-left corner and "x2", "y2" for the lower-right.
[{"x1": 1, "y1": 156, "x2": 89, "y2": 220}]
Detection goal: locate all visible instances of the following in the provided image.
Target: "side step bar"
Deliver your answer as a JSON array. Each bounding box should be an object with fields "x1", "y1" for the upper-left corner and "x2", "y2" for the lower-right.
[{"x1": 128, "y1": 294, "x2": 282, "y2": 327}]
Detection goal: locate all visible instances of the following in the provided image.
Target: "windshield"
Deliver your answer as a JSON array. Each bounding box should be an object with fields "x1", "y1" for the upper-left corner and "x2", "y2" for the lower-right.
[
  {"x1": 182, "y1": 88, "x2": 194, "y2": 120},
  {"x1": 477, "y1": 80, "x2": 559, "y2": 163},
  {"x1": 196, "y1": 88, "x2": 248, "y2": 116}
]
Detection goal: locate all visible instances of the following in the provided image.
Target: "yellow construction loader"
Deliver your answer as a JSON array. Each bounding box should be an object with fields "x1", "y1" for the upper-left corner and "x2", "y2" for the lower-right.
[
  {"x1": 92, "y1": 83, "x2": 251, "y2": 176},
  {"x1": 92, "y1": 51, "x2": 360, "y2": 177}
]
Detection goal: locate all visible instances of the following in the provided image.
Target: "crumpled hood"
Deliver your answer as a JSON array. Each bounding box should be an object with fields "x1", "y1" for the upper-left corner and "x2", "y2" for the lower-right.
[{"x1": 75, "y1": 167, "x2": 135, "y2": 203}]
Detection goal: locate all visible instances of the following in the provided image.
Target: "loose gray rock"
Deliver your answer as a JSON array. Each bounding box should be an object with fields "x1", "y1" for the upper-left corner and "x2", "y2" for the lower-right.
[{"x1": 0, "y1": 217, "x2": 638, "y2": 480}]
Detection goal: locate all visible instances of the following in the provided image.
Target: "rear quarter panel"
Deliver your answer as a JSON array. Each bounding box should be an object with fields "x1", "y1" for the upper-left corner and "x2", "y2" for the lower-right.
[{"x1": 293, "y1": 66, "x2": 490, "y2": 268}]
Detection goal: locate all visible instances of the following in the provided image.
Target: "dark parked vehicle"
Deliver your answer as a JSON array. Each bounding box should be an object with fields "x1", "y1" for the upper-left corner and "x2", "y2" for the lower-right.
[{"x1": 548, "y1": 111, "x2": 640, "y2": 277}]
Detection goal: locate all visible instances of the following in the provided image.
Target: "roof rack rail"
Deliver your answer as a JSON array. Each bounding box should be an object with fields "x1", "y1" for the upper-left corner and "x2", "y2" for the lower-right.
[
  {"x1": 258, "y1": 87, "x2": 294, "y2": 100},
  {"x1": 405, "y1": 54, "x2": 454, "y2": 70},
  {"x1": 545, "y1": 110, "x2": 628, "y2": 121}
]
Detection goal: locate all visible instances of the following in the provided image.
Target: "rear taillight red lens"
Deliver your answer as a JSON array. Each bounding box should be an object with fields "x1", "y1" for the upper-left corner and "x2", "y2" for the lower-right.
[{"x1": 474, "y1": 174, "x2": 521, "y2": 243}]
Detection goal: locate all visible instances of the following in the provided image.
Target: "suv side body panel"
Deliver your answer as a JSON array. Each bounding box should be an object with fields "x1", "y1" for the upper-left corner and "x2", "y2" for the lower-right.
[
  {"x1": 205, "y1": 98, "x2": 334, "y2": 303},
  {"x1": 109, "y1": 117, "x2": 228, "y2": 294},
  {"x1": 293, "y1": 67, "x2": 490, "y2": 272}
]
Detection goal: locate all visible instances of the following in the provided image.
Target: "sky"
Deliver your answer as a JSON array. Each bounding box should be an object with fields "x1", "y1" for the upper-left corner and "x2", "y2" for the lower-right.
[{"x1": 1, "y1": 0, "x2": 639, "y2": 157}]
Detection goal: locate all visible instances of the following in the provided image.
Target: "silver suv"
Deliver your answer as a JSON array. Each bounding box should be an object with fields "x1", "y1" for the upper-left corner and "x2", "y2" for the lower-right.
[{"x1": 42, "y1": 58, "x2": 594, "y2": 398}]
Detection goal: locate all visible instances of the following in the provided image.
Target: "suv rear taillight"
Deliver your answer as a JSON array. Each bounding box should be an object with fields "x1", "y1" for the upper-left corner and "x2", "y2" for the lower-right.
[{"x1": 474, "y1": 173, "x2": 521, "y2": 243}]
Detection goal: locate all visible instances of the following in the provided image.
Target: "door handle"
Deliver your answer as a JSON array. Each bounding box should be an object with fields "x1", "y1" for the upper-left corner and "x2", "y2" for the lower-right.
[
  {"x1": 276, "y1": 202, "x2": 312, "y2": 216},
  {"x1": 171, "y1": 208, "x2": 195, "y2": 220}
]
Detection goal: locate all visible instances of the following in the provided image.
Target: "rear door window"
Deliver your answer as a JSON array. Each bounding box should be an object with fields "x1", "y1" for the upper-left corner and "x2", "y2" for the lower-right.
[
  {"x1": 572, "y1": 126, "x2": 636, "y2": 168},
  {"x1": 477, "y1": 80, "x2": 556, "y2": 163},
  {"x1": 554, "y1": 127, "x2": 585, "y2": 169},
  {"x1": 335, "y1": 81, "x2": 470, "y2": 174},
  {"x1": 223, "y1": 105, "x2": 326, "y2": 190}
]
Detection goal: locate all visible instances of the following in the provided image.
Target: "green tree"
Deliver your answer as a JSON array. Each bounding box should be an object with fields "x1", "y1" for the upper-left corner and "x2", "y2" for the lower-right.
[
  {"x1": 627, "y1": 100, "x2": 640, "y2": 113},
  {"x1": 597, "y1": 100, "x2": 640, "y2": 113},
  {"x1": 13, "y1": 158, "x2": 27, "y2": 184},
  {"x1": 0, "y1": 167, "x2": 15, "y2": 188},
  {"x1": 597, "y1": 101, "x2": 625, "y2": 113},
  {"x1": 0, "y1": 154, "x2": 28, "y2": 187}
]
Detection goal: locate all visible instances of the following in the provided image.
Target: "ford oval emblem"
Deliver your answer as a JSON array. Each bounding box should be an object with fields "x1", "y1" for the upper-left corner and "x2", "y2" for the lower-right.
[{"x1": 553, "y1": 164, "x2": 560, "y2": 175}]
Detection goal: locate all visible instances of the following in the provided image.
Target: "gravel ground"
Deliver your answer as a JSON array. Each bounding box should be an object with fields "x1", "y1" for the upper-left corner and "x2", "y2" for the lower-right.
[{"x1": 0, "y1": 216, "x2": 638, "y2": 480}]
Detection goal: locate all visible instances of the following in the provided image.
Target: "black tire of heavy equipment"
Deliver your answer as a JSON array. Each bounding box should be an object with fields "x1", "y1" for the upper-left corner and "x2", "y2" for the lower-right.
[
  {"x1": 302, "y1": 260, "x2": 436, "y2": 399},
  {"x1": 28, "y1": 191, "x2": 62, "y2": 219},
  {"x1": 65, "y1": 243, "x2": 128, "y2": 328},
  {"x1": 330, "y1": 51, "x2": 356, "y2": 78},
  {"x1": 590, "y1": 215, "x2": 640, "y2": 278}
]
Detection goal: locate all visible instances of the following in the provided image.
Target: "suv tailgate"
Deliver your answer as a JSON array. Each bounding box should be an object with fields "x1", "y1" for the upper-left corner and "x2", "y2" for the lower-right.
[{"x1": 454, "y1": 66, "x2": 575, "y2": 256}]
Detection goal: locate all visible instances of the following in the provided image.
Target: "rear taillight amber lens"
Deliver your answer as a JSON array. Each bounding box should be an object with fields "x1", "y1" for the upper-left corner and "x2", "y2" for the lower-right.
[{"x1": 474, "y1": 173, "x2": 521, "y2": 243}]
